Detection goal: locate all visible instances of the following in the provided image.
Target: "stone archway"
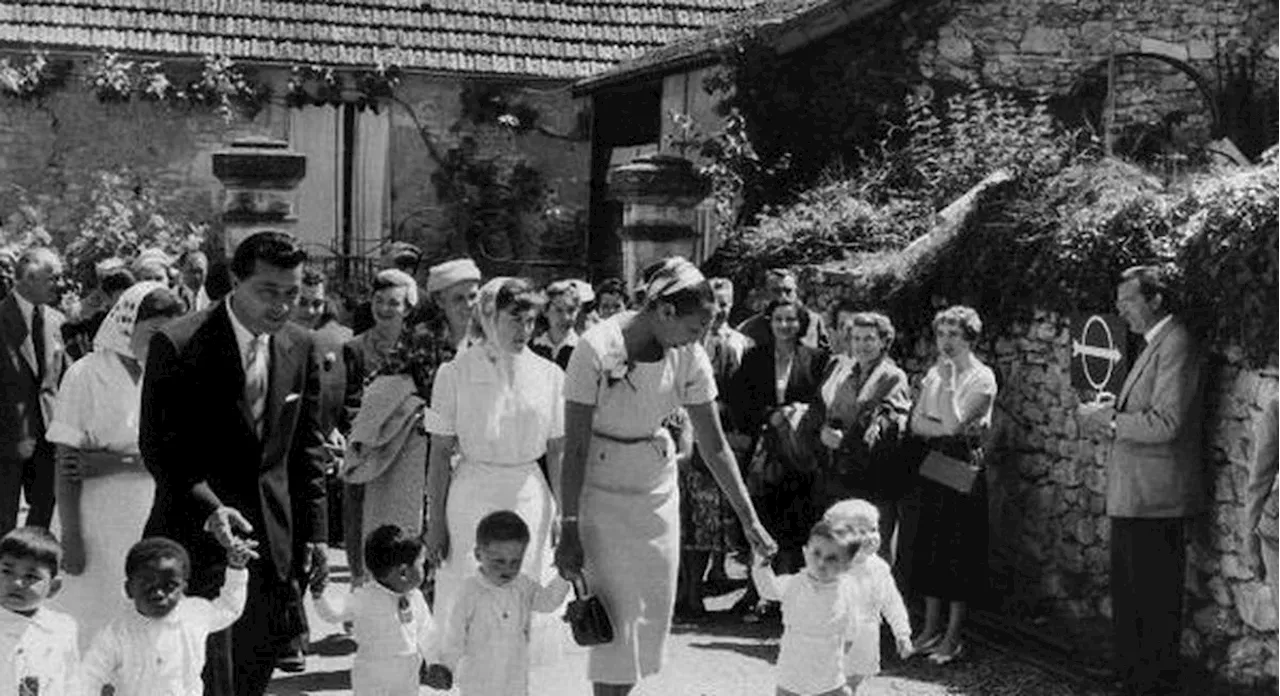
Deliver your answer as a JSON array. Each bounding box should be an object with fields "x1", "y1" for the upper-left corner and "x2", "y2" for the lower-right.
[{"x1": 1065, "y1": 51, "x2": 1221, "y2": 163}]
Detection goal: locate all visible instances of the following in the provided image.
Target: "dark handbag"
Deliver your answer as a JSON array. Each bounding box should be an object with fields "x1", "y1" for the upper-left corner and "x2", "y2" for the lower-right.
[
  {"x1": 564, "y1": 577, "x2": 614, "y2": 646},
  {"x1": 919, "y1": 448, "x2": 980, "y2": 494}
]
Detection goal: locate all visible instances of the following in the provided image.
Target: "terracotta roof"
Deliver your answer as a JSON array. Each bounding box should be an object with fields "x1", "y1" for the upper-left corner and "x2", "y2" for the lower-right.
[
  {"x1": 574, "y1": 0, "x2": 896, "y2": 93},
  {"x1": 0, "y1": 0, "x2": 763, "y2": 80}
]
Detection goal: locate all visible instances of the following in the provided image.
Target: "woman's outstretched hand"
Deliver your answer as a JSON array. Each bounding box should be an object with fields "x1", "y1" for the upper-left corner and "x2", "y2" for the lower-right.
[
  {"x1": 743, "y1": 517, "x2": 778, "y2": 560},
  {"x1": 554, "y1": 523, "x2": 584, "y2": 579}
]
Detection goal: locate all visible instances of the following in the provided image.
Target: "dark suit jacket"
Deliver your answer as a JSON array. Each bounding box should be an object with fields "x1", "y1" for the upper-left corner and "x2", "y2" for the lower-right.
[
  {"x1": 729, "y1": 343, "x2": 829, "y2": 435},
  {"x1": 0, "y1": 295, "x2": 66, "y2": 461},
  {"x1": 140, "y1": 301, "x2": 328, "y2": 583},
  {"x1": 1106, "y1": 316, "x2": 1204, "y2": 518}
]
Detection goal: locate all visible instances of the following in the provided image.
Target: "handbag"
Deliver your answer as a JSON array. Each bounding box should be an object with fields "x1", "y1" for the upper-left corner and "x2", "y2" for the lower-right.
[
  {"x1": 564, "y1": 577, "x2": 614, "y2": 646},
  {"x1": 919, "y1": 448, "x2": 980, "y2": 494}
]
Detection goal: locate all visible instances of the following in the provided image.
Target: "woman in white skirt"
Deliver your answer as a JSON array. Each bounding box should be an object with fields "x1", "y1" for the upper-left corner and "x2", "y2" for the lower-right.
[
  {"x1": 555, "y1": 257, "x2": 777, "y2": 695},
  {"x1": 48, "y1": 281, "x2": 185, "y2": 651},
  {"x1": 424, "y1": 277, "x2": 567, "y2": 661}
]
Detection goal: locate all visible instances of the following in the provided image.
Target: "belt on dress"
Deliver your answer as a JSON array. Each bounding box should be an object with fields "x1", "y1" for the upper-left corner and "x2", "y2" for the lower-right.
[{"x1": 591, "y1": 429, "x2": 664, "y2": 444}]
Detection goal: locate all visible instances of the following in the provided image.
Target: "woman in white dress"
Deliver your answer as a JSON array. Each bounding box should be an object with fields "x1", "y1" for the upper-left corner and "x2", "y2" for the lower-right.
[
  {"x1": 48, "y1": 281, "x2": 185, "y2": 651},
  {"x1": 423, "y1": 277, "x2": 566, "y2": 656},
  {"x1": 554, "y1": 258, "x2": 777, "y2": 696}
]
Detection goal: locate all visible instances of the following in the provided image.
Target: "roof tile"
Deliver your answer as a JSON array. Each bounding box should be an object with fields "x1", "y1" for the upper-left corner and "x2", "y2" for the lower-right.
[{"x1": 0, "y1": 0, "x2": 761, "y2": 78}]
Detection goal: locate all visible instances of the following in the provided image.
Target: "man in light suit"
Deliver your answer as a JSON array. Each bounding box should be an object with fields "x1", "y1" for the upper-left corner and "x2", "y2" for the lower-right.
[
  {"x1": 1079, "y1": 264, "x2": 1204, "y2": 696},
  {"x1": 0, "y1": 247, "x2": 66, "y2": 534},
  {"x1": 141, "y1": 231, "x2": 328, "y2": 696}
]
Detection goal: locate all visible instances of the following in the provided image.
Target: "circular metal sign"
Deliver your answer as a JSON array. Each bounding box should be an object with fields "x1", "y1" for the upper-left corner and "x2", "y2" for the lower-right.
[{"x1": 1072, "y1": 314, "x2": 1122, "y2": 391}]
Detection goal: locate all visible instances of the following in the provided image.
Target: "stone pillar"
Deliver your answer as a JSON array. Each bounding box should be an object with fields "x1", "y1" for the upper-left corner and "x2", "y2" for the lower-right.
[
  {"x1": 211, "y1": 137, "x2": 307, "y2": 256},
  {"x1": 607, "y1": 155, "x2": 709, "y2": 297}
]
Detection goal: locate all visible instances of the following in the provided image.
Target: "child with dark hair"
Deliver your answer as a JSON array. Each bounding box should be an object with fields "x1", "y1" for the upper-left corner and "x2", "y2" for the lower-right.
[
  {"x1": 80, "y1": 535, "x2": 252, "y2": 695},
  {"x1": 311, "y1": 524, "x2": 435, "y2": 695},
  {"x1": 425, "y1": 510, "x2": 571, "y2": 695},
  {"x1": 753, "y1": 518, "x2": 904, "y2": 696},
  {"x1": 0, "y1": 527, "x2": 80, "y2": 695}
]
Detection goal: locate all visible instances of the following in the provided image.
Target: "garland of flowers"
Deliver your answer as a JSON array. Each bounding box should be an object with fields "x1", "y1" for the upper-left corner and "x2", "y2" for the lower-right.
[
  {"x1": 0, "y1": 49, "x2": 405, "y2": 119},
  {"x1": 0, "y1": 51, "x2": 71, "y2": 101}
]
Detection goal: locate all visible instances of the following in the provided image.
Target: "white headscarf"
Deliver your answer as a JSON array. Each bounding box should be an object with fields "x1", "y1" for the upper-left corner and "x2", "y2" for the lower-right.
[
  {"x1": 92, "y1": 281, "x2": 168, "y2": 359},
  {"x1": 643, "y1": 257, "x2": 705, "y2": 307}
]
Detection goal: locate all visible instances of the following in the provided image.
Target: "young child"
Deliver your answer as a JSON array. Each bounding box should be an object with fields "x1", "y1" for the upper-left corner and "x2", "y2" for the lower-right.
[
  {"x1": 311, "y1": 524, "x2": 435, "y2": 696},
  {"x1": 823, "y1": 499, "x2": 913, "y2": 693},
  {"x1": 424, "y1": 510, "x2": 571, "y2": 696},
  {"x1": 0, "y1": 527, "x2": 80, "y2": 696},
  {"x1": 78, "y1": 536, "x2": 251, "y2": 695},
  {"x1": 753, "y1": 519, "x2": 863, "y2": 696}
]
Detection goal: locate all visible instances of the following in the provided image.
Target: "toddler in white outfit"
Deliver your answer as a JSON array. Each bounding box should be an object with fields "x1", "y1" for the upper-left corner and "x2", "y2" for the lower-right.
[
  {"x1": 824, "y1": 498, "x2": 913, "y2": 693},
  {"x1": 425, "y1": 510, "x2": 570, "y2": 696},
  {"x1": 312, "y1": 524, "x2": 435, "y2": 696},
  {"x1": 0, "y1": 527, "x2": 81, "y2": 696},
  {"x1": 79, "y1": 536, "x2": 252, "y2": 696}
]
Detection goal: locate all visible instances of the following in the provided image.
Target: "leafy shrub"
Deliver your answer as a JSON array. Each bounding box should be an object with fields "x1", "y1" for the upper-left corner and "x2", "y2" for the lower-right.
[{"x1": 0, "y1": 169, "x2": 212, "y2": 298}]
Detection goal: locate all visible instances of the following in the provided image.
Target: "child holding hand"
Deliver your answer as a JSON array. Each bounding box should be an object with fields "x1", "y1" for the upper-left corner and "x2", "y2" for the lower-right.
[
  {"x1": 824, "y1": 498, "x2": 913, "y2": 693},
  {"x1": 424, "y1": 510, "x2": 570, "y2": 696},
  {"x1": 311, "y1": 524, "x2": 434, "y2": 696},
  {"x1": 754, "y1": 519, "x2": 863, "y2": 696},
  {"x1": 79, "y1": 535, "x2": 253, "y2": 696}
]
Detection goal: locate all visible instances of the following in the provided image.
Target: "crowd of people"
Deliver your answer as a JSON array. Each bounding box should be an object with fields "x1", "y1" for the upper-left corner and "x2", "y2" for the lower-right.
[{"x1": 0, "y1": 231, "x2": 1257, "y2": 696}]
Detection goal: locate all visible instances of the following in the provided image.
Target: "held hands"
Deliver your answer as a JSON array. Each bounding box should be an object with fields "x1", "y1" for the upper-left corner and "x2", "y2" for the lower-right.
[
  {"x1": 1076, "y1": 397, "x2": 1117, "y2": 441},
  {"x1": 226, "y1": 538, "x2": 260, "y2": 570},
  {"x1": 204, "y1": 507, "x2": 260, "y2": 561},
  {"x1": 742, "y1": 516, "x2": 779, "y2": 561},
  {"x1": 303, "y1": 542, "x2": 329, "y2": 590}
]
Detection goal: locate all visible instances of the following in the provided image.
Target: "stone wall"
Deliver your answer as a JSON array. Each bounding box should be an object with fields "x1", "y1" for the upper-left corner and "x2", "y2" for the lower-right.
[
  {"x1": 798, "y1": 267, "x2": 1279, "y2": 687},
  {"x1": 917, "y1": 0, "x2": 1279, "y2": 153}
]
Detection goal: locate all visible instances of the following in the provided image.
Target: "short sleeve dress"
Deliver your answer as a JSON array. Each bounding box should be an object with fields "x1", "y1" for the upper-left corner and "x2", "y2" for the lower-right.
[
  {"x1": 424, "y1": 344, "x2": 567, "y2": 665},
  {"x1": 563, "y1": 312, "x2": 716, "y2": 684}
]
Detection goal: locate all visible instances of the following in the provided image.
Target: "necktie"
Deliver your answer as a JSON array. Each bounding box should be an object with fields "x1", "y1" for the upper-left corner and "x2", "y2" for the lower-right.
[
  {"x1": 30, "y1": 305, "x2": 45, "y2": 381},
  {"x1": 245, "y1": 334, "x2": 269, "y2": 436}
]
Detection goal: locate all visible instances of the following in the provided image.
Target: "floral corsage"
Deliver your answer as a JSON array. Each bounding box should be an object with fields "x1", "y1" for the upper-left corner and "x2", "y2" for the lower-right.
[{"x1": 601, "y1": 348, "x2": 636, "y2": 390}]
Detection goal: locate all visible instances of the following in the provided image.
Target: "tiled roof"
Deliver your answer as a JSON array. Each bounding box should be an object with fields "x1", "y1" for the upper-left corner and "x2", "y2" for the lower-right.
[
  {"x1": 0, "y1": 0, "x2": 762, "y2": 80},
  {"x1": 574, "y1": 0, "x2": 895, "y2": 93}
]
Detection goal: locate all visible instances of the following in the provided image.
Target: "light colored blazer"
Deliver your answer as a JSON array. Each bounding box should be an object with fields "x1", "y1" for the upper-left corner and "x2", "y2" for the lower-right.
[
  {"x1": 1244, "y1": 394, "x2": 1280, "y2": 539},
  {"x1": 1106, "y1": 316, "x2": 1205, "y2": 518}
]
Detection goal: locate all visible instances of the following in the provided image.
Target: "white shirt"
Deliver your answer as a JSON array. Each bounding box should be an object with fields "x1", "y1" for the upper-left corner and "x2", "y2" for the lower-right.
[
  {"x1": 425, "y1": 346, "x2": 565, "y2": 464},
  {"x1": 313, "y1": 582, "x2": 434, "y2": 665},
  {"x1": 752, "y1": 565, "x2": 852, "y2": 694},
  {"x1": 46, "y1": 350, "x2": 142, "y2": 453},
  {"x1": 437, "y1": 573, "x2": 570, "y2": 696},
  {"x1": 193, "y1": 286, "x2": 210, "y2": 313},
  {"x1": 225, "y1": 298, "x2": 268, "y2": 370},
  {"x1": 1143, "y1": 314, "x2": 1173, "y2": 344},
  {"x1": 0, "y1": 605, "x2": 80, "y2": 696},
  {"x1": 79, "y1": 568, "x2": 247, "y2": 696}
]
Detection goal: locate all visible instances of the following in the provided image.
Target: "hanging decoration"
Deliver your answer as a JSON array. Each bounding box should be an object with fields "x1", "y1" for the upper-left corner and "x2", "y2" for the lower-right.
[{"x1": 0, "y1": 51, "x2": 71, "y2": 102}]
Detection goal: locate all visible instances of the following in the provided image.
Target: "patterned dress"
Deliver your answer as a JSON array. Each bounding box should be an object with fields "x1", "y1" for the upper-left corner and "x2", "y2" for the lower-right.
[{"x1": 679, "y1": 324, "x2": 750, "y2": 552}]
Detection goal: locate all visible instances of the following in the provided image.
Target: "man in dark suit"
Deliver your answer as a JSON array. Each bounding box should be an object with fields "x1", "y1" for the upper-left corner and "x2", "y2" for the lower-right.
[
  {"x1": 1079, "y1": 264, "x2": 1204, "y2": 696},
  {"x1": 141, "y1": 231, "x2": 328, "y2": 696},
  {"x1": 0, "y1": 247, "x2": 67, "y2": 534}
]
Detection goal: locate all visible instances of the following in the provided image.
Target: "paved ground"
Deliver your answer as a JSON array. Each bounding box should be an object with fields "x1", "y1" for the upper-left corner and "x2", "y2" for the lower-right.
[{"x1": 266, "y1": 549, "x2": 1111, "y2": 696}]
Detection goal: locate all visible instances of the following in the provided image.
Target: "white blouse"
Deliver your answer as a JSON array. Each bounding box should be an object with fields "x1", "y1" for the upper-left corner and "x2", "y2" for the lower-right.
[
  {"x1": 79, "y1": 568, "x2": 247, "y2": 696},
  {"x1": 424, "y1": 346, "x2": 565, "y2": 464},
  {"x1": 563, "y1": 313, "x2": 717, "y2": 440},
  {"x1": 46, "y1": 350, "x2": 142, "y2": 454}
]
